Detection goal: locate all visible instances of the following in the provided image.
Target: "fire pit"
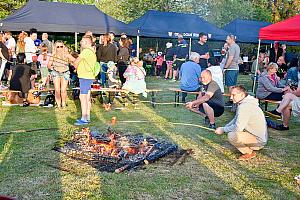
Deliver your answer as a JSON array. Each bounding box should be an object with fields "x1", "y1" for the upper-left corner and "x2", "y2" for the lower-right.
[{"x1": 54, "y1": 127, "x2": 178, "y2": 173}]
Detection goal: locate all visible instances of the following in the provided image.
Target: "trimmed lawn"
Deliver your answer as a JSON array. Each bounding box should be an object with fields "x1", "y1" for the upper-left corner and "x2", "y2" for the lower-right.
[{"x1": 0, "y1": 75, "x2": 300, "y2": 200}]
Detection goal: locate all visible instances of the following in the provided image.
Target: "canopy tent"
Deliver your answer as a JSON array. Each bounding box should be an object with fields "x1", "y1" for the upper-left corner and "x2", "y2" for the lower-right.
[
  {"x1": 259, "y1": 14, "x2": 300, "y2": 41},
  {"x1": 0, "y1": 0, "x2": 135, "y2": 35},
  {"x1": 129, "y1": 10, "x2": 229, "y2": 40},
  {"x1": 252, "y1": 14, "x2": 300, "y2": 92},
  {"x1": 223, "y1": 19, "x2": 271, "y2": 43}
]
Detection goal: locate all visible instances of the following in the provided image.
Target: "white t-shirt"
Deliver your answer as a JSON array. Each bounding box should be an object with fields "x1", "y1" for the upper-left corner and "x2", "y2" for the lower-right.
[
  {"x1": 207, "y1": 65, "x2": 224, "y2": 93},
  {"x1": 5, "y1": 37, "x2": 16, "y2": 59},
  {"x1": 24, "y1": 37, "x2": 37, "y2": 63}
]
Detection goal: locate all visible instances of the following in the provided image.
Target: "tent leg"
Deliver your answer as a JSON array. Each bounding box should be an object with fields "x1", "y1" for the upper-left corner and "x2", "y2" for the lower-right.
[
  {"x1": 137, "y1": 33, "x2": 140, "y2": 59},
  {"x1": 75, "y1": 32, "x2": 78, "y2": 52},
  {"x1": 252, "y1": 39, "x2": 261, "y2": 94},
  {"x1": 189, "y1": 38, "x2": 192, "y2": 57}
]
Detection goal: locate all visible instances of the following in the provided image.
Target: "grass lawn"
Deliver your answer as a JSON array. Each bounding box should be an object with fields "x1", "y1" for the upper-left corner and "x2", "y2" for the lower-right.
[{"x1": 0, "y1": 75, "x2": 300, "y2": 200}]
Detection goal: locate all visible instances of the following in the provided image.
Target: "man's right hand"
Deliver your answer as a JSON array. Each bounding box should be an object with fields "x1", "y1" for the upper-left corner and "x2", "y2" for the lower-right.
[{"x1": 215, "y1": 127, "x2": 224, "y2": 135}]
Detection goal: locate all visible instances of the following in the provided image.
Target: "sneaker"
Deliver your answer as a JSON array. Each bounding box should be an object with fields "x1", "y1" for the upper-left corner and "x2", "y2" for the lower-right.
[
  {"x1": 267, "y1": 109, "x2": 281, "y2": 118},
  {"x1": 208, "y1": 123, "x2": 216, "y2": 130},
  {"x1": 238, "y1": 151, "x2": 256, "y2": 161},
  {"x1": 204, "y1": 116, "x2": 210, "y2": 125},
  {"x1": 275, "y1": 124, "x2": 289, "y2": 131},
  {"x1": 74, "y1": 119, "x2": 89, "y2": 126},
  {"x1": 164, "y1": 77, "x2": 168, "y2": 80},
  {"x1": 170, "y1": 79, "x2": 177, "y2": 82},
  {"x1": 224, "y1": 101, "x2": 233, "y2": 108}
]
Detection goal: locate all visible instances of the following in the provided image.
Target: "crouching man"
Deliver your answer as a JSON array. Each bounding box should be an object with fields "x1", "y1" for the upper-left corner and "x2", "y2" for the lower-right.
[
  {"x1": 215, "y1": 85, "x2": 268, "y2": 160},
  {"x1": 186, "y1": 70, "x2": 225, "y2": 129}
]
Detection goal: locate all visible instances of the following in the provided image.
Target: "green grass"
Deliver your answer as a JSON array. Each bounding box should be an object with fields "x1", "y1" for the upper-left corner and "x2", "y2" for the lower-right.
[{"x1": 0, "y1": 75, "x2": 300, "y2": 200}]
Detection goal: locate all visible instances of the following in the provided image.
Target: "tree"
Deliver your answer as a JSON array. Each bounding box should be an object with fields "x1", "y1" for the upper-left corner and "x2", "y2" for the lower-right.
[{"x1": 0, "y1": 0, "x2": 26, "y2": 20}]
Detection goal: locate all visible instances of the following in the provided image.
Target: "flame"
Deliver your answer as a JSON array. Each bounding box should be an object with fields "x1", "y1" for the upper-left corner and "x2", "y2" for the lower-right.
[{"x1": 78, "y1": 128, "x2": 152, "y2": 158}]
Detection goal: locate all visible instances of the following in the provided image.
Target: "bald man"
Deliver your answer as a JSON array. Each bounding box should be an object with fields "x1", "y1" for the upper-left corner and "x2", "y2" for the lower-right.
[{"x1": 186, "y1": 70, "x2": 225, "y2": 129}]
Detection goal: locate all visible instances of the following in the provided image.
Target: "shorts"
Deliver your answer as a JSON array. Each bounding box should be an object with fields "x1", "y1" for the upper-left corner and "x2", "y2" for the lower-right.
[
  {"x1": 156, "y1": 65, "x2": 162, "y2": 70},
  {"x1": 166, "y1": 61, "x2": 173, "y2": 66},
  {"x1": 173, "y1": 60, "x2": 185, "y2": 70},
  {"x1": 40, "y1": 67, "x2": 49, "y2": 78},
  {"x1": 199, "y1": 101, "x2": 224, "y2": 117},
  {"x1": 225, "y1": 70, "x2": 239, "y2": 86},
  {"x1": 79, "y1": 78, "x2": 94, "y2": 94},
  {"x1": 51, "y1": 70, "x2": 70, "y2": 81}
]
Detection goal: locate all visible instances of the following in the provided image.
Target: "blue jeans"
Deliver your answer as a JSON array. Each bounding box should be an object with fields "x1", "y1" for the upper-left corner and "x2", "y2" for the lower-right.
[{"x1": 100, "y1": 63, "x2": 108, "y2": 86}]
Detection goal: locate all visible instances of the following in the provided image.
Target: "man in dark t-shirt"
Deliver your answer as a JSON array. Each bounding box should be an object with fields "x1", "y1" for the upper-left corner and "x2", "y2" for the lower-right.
[
  {"x1": 186, "y1": 70, "x2": 224, "y2": 129},
  {"x1": 192, "y1": 32, "x2": 210, "y2": 70}
]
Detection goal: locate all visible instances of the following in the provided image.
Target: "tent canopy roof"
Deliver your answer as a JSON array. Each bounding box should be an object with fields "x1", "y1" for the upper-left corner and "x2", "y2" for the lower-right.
[
  {"x1": 129, "y1": 10, "x2": 228, "y2": 40},
  {"x1": 223, "y1": 19, "x2": 271, "y2": 43},
  {"x1": 259, "y1": 14, "x2": 300, "y2": 41},
  {"x1": 0, "y1": 0, "x2": 134, "y2": 35}
]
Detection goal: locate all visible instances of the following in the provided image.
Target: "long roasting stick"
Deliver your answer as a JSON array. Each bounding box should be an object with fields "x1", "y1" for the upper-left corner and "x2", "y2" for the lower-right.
[
  {"x1": 117, "y1": 121, "x2": 215, "y2": 132},
  {"x1": 0, "y1": 128, "x2": 59, "y2": 135}
]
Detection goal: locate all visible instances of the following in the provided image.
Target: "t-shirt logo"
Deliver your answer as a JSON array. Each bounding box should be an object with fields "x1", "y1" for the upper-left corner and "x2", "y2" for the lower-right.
[{"x1": 168, "y1": 32, "x2": 173, "y2": 37}]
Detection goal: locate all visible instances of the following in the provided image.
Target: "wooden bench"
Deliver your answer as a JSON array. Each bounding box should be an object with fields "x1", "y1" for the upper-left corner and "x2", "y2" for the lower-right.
[
  {"x1": 258, "y1": 99, "x2": 281, "y2": 111},
  {"x1": 72, "y1": 88, "x2": 162, "y2": 108},
  {"x1": 169, "y1": 88, "x2": 231, "y2": 107},
  {"x1": 169, "y1": 88, "x2": 199, "y2": 107}
]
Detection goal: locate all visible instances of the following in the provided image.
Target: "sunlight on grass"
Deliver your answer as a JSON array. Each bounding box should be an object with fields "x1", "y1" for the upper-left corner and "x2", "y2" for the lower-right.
[
  {"x1": 0, "y1": 134, "x2": 14, "y2": 164},
  {"x1": 54, "y1": 105, "x2": 103, "y2": 199},
  {"x1": 138, "y1": 104, "x2": 273, "y2": 199}
]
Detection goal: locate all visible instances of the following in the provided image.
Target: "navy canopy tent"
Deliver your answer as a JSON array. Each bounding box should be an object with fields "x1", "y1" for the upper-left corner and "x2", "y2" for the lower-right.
[
  {"x1": 223, "y1": 19, "x2": 272, "y2": 43},
  {"x1": 129, "y1": 10, "x2": 229, "y2": 41},
  {"x1": 0, "y1": 0, "x2": 134, "y2": 35}
]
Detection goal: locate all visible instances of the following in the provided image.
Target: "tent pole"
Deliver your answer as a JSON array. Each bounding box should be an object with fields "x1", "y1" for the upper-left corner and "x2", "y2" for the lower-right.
[
  {"x1": 75, "y1": 32, "x2": 78, "y2": 52},
  {"x1": 137, "y1": 30, "x2": 140, "y2": 59},
  {"x1": 189, "y1": 38, "x2": 192, "y2": 57},
  {"x1": 156, "y1": 39, "x2": 158, "y2": 52},
  {"x1": 252, "y1": 39, "x2": 261, "y2": 94}
]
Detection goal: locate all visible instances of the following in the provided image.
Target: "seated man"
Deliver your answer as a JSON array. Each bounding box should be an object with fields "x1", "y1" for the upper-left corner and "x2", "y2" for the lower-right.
[
  {"x1": 9, "y1": 53, "x2": 32, "y2": 106},
  {"x1": 215, "y1": 86, "x2": 268, "y2": 161},
  {"x1": 179, "y1": 52, "x2": 201, "y2": 102},
  {"x1": 186, "y1": 70, "x2": 224, "y2": 129}
]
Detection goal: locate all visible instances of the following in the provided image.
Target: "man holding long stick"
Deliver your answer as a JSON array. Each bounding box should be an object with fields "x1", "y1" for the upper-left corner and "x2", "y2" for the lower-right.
[{"x1": 215, "y1": 86, "x2": 268, "y2": 160}]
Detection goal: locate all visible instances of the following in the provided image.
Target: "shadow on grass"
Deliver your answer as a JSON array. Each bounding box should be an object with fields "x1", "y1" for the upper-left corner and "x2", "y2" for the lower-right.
[
  {"x1": 88, "y1": 105, "x2": 246, "y2": 200},
  {"x1": 0, "y1": 106, "x2": 62, "y2": 199},
  {"x1": 137, "y1": 101, "x2": 300, "y2": 199}
]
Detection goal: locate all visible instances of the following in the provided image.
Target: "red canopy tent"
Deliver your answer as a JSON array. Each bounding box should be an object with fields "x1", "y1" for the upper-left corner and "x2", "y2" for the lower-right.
[
  {"x1": 252, "y1": 14, "x2": 300, "y2": 92},
  {"x1": 259, "y1": 14, "x2": 300, "y2": 41}
]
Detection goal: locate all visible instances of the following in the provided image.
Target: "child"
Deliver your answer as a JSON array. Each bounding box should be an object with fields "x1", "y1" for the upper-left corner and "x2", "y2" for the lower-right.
[
  {"x1": 123, "y1": 57, "x2": 147, "y2": 97},
  {"x1": 37, "y1": 44, "x2": 51, "y2": 87},
  {"x1": 107, "y1": 61, "x2": 121, "y2": 88},
  {"x1": 155, "y1": 52, "x2": 164, "y2": 78}
]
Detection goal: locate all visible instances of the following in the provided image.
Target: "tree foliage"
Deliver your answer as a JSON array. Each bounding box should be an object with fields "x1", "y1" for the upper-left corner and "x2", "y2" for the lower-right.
[{"x1": 0, "y1": 0, "x2": 299, "y2": 27}]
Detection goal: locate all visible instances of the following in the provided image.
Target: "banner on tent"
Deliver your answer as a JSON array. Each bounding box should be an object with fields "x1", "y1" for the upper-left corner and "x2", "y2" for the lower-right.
[{"x1": 168, "y1": 32, "x2": 212, "y2": 38}]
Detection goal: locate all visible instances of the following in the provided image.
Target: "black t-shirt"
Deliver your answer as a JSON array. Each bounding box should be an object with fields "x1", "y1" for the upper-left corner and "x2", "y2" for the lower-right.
[
  {"x1": 165, "y1": 48, "x2": 175, "y2": 61},
  {"x1": 192, "y1": 42, "x2": 209, "y2": 69},
  {"x1": 10, "y1": 64, "x2": 32, "y2": 94},
  {"x1": 203, "y1": 80, "x2": 224, "y2": 107},
  {"x1": 0, "y1": 42, "x2": 9, "y2": 60}
]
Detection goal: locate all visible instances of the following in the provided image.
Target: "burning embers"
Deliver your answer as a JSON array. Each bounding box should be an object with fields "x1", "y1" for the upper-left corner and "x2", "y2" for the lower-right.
[{"x1": 54, "y1": 127, "x2": 178, "y2": 173}]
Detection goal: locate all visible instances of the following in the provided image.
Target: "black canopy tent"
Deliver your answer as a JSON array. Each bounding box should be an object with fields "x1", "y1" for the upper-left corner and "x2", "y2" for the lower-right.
[{"x1": 0, "y1": 0, "x2": 135, "y2": 50}]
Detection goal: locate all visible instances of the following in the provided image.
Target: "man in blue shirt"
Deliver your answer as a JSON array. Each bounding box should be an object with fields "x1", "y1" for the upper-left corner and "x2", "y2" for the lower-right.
[{"x1": 179, "y1": 52, "x2": 201, "y2": 102}]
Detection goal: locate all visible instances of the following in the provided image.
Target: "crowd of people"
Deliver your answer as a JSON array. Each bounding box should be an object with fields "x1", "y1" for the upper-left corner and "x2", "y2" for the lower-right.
[{"x1": 0, "y1": 29, "x2": 300, "y2": 160}]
